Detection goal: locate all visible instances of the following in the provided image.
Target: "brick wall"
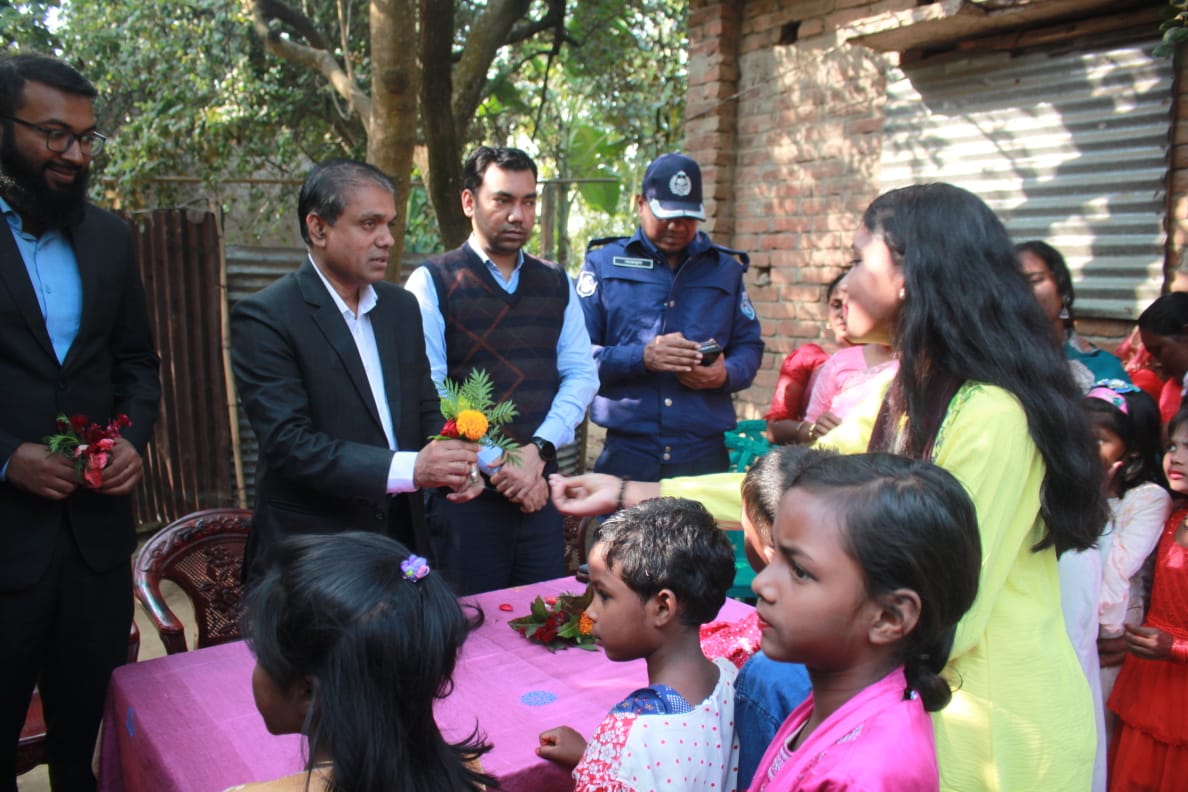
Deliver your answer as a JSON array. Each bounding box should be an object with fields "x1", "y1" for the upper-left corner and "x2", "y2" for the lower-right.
[
  {"x1": 686, "y1": 0, "x2": 1182, "y2": 418},
  {"x1": 688, "y1": 0, "x2": 895, "y2": 418}
]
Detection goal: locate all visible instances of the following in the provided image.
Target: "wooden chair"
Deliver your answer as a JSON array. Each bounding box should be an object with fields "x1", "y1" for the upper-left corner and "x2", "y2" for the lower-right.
[
  {"x1": 17, "y1": 621, "x2": 140, "y2": 776},
  {"x1": 133, "y1": 508, "x2": 252, "y2": 654}
]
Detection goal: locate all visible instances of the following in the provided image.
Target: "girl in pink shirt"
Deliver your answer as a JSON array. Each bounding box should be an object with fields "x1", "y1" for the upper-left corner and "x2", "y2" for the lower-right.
[{"x1": 749, "y1": 452, "x2": 982, "y2": 791}]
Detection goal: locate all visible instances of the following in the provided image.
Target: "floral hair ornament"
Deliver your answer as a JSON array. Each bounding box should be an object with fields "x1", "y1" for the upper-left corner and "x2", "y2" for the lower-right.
[
  {"x1": 400, "y1": 554, "x2": 431, "y2": 582},
  {"x1": 1092, "y1": 378, "x2": 1140, "y2": 395},
  {"x1": 1086, "y1": 386, "x2": 1128, "y2": 415}
]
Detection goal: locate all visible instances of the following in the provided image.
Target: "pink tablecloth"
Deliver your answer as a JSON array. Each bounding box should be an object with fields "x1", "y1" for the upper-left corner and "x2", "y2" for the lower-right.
[{"x1": 99, "y1": 576, "x2": 753, "y2": 792}]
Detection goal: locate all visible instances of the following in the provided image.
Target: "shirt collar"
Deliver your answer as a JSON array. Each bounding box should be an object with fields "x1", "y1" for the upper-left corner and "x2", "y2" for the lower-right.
[
  {"x1": 0, "y1": 194, "x2": 22, "y2": 234},
  {"x1": 467, "y1": 235, "x2": 524, "y2": 272},
  {"x1": 308, "y1": 253, "x2": 378, "y2": 317}
]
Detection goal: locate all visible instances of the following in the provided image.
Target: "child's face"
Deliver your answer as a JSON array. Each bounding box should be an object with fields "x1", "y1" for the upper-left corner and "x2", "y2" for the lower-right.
[
  {"x1": 585, "y1": 543, "x2": 652, "y2": 662},
  {"x1": 1164, "y1": 423, "x2": 1188, "y2": 494},
  {"x1": 752, "y1": 488, "x2": 876, "y2": 667},
  {"x1": 1091, "y1": 420, "x2": 1127, "y2": 472},
  {"x1": 739, "y1": 507, "x2": 774, "y2": 573},
  {"x1": 251, "y1": 662, "x2": 308, "y2": 736}
]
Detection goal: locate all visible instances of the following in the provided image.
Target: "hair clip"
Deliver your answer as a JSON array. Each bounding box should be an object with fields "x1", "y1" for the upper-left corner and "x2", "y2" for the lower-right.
[
  {"x1": 401, "y1": 554, "x2": 431, "y2": 582},
  {"x1": 1086, "y1": 386, "x2": 1129, "y2": 415},
  {"x1": 1092, "y1": 378, "x2": 1140, "y2": 395}
]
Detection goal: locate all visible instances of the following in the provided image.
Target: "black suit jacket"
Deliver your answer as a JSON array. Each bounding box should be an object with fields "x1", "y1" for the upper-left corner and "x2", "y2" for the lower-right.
[
  {"x1": 230, "y1": 259, "x2": 443, "y2": 573},
  {"x1": 0, "y1": 205, "x2": 161, "y2": 590}
]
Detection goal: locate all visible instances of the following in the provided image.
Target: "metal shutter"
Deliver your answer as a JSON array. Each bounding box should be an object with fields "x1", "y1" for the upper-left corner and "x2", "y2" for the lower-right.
[{"x1": 880, "y1": 36, "x2": 1172, "y2": 320}]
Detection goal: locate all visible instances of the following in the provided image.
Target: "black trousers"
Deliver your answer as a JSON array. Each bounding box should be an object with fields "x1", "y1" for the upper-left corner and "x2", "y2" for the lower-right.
[
  {"x1": 426, "y1": 487, "x2": 565, "y2": 596},
  {"x1": 1, "y1": 517, "x2": 131, "y2": 792}
]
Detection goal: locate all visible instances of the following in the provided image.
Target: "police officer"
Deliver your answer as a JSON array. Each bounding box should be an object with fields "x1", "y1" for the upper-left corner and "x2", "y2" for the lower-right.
[{"x1": 577, "y1": 153, "x2": 763, "y2": 481}]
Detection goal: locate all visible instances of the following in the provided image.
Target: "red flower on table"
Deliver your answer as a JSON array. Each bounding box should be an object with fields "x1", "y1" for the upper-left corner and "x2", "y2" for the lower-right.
[{"x1": 508, "y1": 587, "x2": 597, "y2": 652}]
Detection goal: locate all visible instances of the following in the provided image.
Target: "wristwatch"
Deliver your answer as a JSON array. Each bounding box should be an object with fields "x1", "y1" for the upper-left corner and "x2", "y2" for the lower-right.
[{"x1": 531, "y1": 436, "x2": 559, "y2": 476}]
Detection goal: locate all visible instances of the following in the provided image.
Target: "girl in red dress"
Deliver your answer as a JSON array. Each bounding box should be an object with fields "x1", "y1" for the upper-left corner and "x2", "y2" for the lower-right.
[{"x1": 1108, "y1": 406, "x2": 1188, "y2": 790}]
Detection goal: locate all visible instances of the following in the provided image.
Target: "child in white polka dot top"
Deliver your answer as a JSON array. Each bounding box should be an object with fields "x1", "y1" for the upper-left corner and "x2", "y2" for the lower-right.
[{"x1": 537, "y1": 497, "x2": 741, "y2": 790}]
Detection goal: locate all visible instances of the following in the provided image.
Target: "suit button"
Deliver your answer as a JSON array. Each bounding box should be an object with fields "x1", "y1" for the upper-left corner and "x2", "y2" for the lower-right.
[
  {"x1": 57, "y1": 380, "x2": 68, "y2": 391},
  {"x1": 374, "y1": 511, "x2": 385, "y2": 521},
  {"x1": 664, "y1": 398, "x2": 673, "y2": 407}
]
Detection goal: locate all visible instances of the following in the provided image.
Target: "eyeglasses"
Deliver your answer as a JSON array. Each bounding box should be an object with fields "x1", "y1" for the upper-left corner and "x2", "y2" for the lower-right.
[{"x1": 2, "y1": 115, "x2": 106, "y2": 155}]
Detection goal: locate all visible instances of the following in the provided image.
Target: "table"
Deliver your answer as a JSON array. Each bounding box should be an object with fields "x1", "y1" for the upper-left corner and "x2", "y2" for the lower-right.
[{"x1": 99, "y1": 576, "x2": 753, "y2": 792}]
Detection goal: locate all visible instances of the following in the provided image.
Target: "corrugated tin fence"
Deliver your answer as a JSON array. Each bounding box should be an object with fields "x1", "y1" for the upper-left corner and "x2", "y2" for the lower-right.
[
  {"x1": 880, "y1": 33, "x2": 1172, "y2": 320},
  {"x1": 125, "y1": 208, "x2": 237, "y2": 528}
]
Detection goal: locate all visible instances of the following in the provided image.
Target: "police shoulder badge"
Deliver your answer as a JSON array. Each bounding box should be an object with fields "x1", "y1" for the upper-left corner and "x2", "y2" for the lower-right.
[
  {"x1": 740, "y1": 288, "x2": 756, "y2": 320},
  {"x1": 576, "y1": 270, "x2": 597, "y2": 298}
]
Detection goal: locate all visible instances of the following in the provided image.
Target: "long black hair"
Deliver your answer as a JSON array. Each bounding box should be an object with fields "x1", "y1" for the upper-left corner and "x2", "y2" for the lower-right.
[
  {"x1": 863, "y1": 183, "x2": 1106, "y2": 555},
  {"x1": 787, "y1": 452, "x2": 982, "y2": 712},
  {"x1": 243, "y1": 533, "x2": 495, "y2": 792}
]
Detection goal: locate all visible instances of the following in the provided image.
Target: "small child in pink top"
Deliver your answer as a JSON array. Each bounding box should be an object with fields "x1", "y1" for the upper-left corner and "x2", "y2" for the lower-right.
[
  {"x1": 537, "y1": 497, "x2": 741, "y2": 791},
  {"x1": 749, "y1": 451, "x2": 982, "y2": 791}
]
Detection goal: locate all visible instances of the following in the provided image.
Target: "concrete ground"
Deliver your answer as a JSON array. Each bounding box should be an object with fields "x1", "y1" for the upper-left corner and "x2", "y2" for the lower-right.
[{"x1": 17, "y1": 541, "x2": 195, "y2": 792}]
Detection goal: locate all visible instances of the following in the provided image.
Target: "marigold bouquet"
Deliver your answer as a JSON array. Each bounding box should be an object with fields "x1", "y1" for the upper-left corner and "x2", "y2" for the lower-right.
[
  {"x1": 43, "y1": 413, "x2": 132, "y2": 488},
  {"x1": 432, "y1": 369, "x2": 520, "y2": 466},
  {"x1": 508, "y1": 586, "x2": 597, "y2": 652}
]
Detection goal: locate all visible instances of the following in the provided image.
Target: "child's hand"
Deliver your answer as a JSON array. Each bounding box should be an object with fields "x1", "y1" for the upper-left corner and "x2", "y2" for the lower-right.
[
  {"x1": 1102, "y1": 458, "x2": 1124, "y2": 492},
  {"x1": 537, "y1": 726, "x2": 587, "y2": 767},
  {"x1": 1124, "y1": 623, "x2": 1174, "y2": 660},
  {"x1": 1097, "y1": 634, "x2": 1128, "y2": 667}
]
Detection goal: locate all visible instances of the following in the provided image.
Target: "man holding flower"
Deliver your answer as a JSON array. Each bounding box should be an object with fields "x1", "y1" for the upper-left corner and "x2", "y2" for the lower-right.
[
  {"x1": 231, "y1": 159, "x2": 483, "y2": 582},
  {"x1": 0, "y1": 54, "x2": 160, "y2": 789},
  {"x1": 407, "y1": 146, "x2": 598, "y2": 595}
]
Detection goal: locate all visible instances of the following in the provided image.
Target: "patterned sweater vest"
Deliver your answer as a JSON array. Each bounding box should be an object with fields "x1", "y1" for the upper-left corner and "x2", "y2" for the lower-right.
[{"x1": 427, "y1": 246, "x2": 565, "y2": 444}]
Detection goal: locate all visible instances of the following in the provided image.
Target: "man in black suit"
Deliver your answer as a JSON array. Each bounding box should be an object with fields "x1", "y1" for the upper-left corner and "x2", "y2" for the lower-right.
[
  {"x1": 231, "y1": 159, "x2": 480, "y2": 579},
  {"x1": 0, "y1": 55, "x2": 160, "y2": 790}
]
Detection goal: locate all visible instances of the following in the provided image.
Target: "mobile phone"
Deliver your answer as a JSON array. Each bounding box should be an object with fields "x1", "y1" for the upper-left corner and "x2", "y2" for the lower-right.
[{"x1": 698, "y1": 339, "x2": 723, "y2": 366}]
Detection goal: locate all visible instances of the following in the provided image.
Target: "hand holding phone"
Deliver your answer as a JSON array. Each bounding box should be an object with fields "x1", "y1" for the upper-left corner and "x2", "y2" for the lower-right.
[{"x1": 698, "y1": 339, "x2": 722, "y2": 366}]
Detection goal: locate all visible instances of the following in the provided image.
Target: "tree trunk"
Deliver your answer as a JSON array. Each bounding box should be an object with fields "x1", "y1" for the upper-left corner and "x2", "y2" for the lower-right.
[
  {"x1": 420, "y1": 0, "x2": 470, "y2": 248},
  {"x1": 369, "y1": 0, "x2": 420, "y2": 279}
]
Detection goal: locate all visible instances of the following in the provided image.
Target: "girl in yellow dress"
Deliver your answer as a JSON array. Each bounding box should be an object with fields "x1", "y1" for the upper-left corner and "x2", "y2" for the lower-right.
[{"x1": 553, "y1": 183, "x2": 1106, "y2": 791}]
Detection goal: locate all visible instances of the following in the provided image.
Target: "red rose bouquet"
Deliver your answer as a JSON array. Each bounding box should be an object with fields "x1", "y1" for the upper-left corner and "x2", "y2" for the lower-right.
[
  {"x1": 43, "y1": 413, "x2": 132, "y2": 488},
  {"x1": 508, "y1": 586, "x2": 597, "y2": 652}
]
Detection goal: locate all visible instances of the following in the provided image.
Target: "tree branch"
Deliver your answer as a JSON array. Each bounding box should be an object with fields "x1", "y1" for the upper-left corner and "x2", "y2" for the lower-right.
[
  {"x1": 450, "y1": 0, "x2": 533, "y2": 139},
  {"x1": 506, "y1": 0, "x2": 569, "y2": 46},
  {"x1": 249, "y1": 0, "x2": 371, "y2": 127}
]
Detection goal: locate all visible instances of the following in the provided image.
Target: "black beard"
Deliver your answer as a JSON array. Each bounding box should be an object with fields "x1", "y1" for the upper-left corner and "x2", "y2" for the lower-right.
[{"x1": 0, "y1": 132, "x2": 89, "y2": 230}]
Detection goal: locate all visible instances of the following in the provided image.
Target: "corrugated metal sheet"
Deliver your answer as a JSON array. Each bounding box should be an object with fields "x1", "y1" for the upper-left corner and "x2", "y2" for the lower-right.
[
  {"x1": 126, "y1": 209, "x2": 236, "y2": 526},
  {"x1": 224, "y1": 247, "x2": 587, "y2": 506},
  {"x1": 880, "y1": 36, "x2": 1172, "y2": 319}
]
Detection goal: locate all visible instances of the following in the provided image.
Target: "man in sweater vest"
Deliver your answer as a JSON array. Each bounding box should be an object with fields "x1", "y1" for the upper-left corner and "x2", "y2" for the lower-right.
[{"x1": 406, "y1": 146, "x2": 598, "y2": 595}]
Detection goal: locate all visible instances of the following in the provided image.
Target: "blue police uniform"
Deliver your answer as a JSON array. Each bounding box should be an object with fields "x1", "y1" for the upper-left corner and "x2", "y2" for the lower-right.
[{"x1": 577, "y1": 227, "x2": 763, "y2": 480}]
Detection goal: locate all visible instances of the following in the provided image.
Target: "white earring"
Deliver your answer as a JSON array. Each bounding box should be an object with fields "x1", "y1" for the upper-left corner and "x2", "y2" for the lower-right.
[{"x1": 898, "y1": 287, "x2": 906, "y2": 300}]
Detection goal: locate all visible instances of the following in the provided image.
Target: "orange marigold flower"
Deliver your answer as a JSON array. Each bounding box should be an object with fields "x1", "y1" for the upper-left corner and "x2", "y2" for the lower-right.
[
  {"x1": 579, "y1": 612, "x2": 594, "y2": 635},
  {"x1": 455, "y1": 409, "x2": 489, "y2": 441}
]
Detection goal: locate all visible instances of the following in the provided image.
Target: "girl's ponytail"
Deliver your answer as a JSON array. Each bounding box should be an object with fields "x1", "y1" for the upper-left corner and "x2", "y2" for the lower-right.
[{"x1": 903, "y1": 626, "x2": 957, "y2": 712}]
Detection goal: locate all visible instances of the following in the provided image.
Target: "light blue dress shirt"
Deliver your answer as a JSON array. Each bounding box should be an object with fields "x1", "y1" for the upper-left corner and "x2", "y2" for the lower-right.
[
  {"x1": 1, "y1": 196, "x2": 84, "y2": 481},
  {"x1": 405, "y1": 237, "x2": 598, "y2": 468}
]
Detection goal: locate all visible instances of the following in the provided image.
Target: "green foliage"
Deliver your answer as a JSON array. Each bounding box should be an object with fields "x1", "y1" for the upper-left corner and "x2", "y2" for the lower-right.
[
  {"x1": 1155, "y1": 2, "x2": 1188, "y2": 58},
  {"x1": 20, "y1": 0, "x2": 688, "y2": 250},
  {"x1": 45, "y1": 1, "x2": 364, "y2": 226},
  {"x1": 1, "y1": 1, "x2": 60, "y2": 52}
]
